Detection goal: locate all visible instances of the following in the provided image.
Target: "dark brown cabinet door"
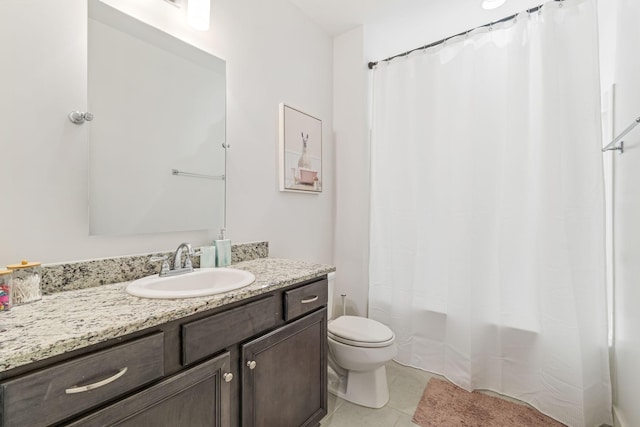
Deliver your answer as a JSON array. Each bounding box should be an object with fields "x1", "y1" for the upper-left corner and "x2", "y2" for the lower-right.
[
  {"x1": 67, "y1": 352, "x2": 232, "y2": 427},
  {"x1": 242, "y1": 308, "x2": 327, "y2": 427}
]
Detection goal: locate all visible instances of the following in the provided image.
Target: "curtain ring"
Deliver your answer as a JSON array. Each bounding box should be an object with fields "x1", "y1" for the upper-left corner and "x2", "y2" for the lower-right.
[
  {"x1": 489, "y1": 23, "x2": 493, "y2": 31},
  {"x1": 465, "y1": 31, "x2": 470, "y2": 39}
]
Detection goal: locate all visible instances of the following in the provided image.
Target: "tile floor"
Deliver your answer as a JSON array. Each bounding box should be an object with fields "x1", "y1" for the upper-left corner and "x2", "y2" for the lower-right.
[
  {"x1": 320, "y1": 361, "x2": 438, "y2": 427},
  {"x1": 320, "y1": 362, "x2": 554, "y2": 427}
]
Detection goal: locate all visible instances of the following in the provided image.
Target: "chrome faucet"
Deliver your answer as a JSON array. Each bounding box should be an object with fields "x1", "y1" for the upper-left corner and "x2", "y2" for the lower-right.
[
  {"x1": 172, "y1": 242, "x2": 195, "y2": 271},
  {"x1": 151, "y1": 242, "x2": 197, "y2": 277}
]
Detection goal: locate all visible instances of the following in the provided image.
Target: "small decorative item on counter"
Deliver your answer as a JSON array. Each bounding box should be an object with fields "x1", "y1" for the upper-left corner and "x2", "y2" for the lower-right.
[
  {"x1": 200, "y1": 245, "x2": 216, "y2": 268},
  {"x1": 0, "y1": 269, "x2": 13, "y2": 311},
  {"x1": 7, "y1": 260, "x2": 42, "y2": 305},
  {"x1": 214, "y1": 228, "x2": 231, "y2": 267}
]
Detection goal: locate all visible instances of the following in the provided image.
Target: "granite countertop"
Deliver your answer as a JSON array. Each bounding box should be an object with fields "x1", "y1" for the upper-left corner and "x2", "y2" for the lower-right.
[{"x1": 0, "y1": 258, "x2": 335, "y2": 373}]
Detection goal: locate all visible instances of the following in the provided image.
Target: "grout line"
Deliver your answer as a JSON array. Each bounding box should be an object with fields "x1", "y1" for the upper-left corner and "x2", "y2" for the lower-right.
[{"x1": 331, "y1": 397, "x2": 345, "y2": 416}]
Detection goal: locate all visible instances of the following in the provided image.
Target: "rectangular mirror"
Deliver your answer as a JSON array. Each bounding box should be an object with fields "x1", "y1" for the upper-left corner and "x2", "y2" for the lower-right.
[{"x1": 88, "y1": 0, "x2": 226, "y2": 236}]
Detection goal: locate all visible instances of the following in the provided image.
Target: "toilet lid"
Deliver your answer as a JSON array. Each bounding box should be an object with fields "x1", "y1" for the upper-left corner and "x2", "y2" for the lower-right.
[{"x1": 328, "y1": 316, "x2": 395, "y2": 348}]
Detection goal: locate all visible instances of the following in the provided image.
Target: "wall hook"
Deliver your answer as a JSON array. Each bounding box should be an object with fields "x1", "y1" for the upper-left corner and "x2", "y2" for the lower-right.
[
  {"x1": 602, "y1": 141, "x2": 624, "y2": 155},
  {"x1": 602, "y1": 116, "x2": 640, "y2": 155},
  {"x1": 68, "y1": 111, "x2": 94, "y2": 125}
]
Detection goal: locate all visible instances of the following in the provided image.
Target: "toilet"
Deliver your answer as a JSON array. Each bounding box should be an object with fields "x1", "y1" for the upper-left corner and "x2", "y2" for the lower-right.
[{"x1": 326, "y1": 273, "x2": 398, "y2": 409}]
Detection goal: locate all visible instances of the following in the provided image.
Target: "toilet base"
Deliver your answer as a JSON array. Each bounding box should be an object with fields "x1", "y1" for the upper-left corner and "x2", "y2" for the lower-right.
[{"x1": 329, "y1": 365, "x2": 390, "y2": 409}]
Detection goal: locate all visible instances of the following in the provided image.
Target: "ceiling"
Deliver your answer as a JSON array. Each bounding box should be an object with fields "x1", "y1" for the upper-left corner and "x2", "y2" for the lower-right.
[
  {"x1": 287, "y1": 0, "x2": 422, "y2": 36},
  {"x1": 287, "y1": 0, "x2": 546, "y2": 37}
]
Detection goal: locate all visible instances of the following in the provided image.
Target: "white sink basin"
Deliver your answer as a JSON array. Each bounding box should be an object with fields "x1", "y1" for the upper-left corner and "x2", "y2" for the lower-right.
[{"x1": 126, "y1": 268, "x2": 256, "y2": 299}]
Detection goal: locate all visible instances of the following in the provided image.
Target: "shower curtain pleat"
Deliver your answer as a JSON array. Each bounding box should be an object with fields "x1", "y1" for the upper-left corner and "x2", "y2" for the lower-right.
[{"x1": 368, "y1": 1, "x2": 612, "y2": 426}]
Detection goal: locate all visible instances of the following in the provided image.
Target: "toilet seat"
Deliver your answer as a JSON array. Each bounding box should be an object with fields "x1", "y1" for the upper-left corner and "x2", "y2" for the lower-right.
[{"x1": 328, "y1": 316, "x2": 395, "y2": 348}]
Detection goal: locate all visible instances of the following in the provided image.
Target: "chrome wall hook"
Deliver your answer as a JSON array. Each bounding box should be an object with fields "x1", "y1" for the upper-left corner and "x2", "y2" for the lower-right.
[
  {"x1": 602, "y1": 116, "x2": 640, "y2": 155},
  {"x1": 602, "y1": 141, "x2": 624, "y2": 155},
  {"x1": 68, "y1": 111, "x2": 94, "y2": 125}
]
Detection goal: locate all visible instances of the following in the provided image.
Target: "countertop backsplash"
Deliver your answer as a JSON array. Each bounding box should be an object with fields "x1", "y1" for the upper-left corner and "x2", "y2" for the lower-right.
[{"x1": 41, "y1": 241, "x2": 269, "y2": 294}]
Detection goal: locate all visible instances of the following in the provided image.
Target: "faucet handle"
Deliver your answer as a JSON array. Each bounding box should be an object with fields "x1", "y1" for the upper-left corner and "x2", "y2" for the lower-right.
[
  {"x1": 150, "y1": 255, "x2": 170, "y2": 276},
  {"x1": 184, "y1": 256, "x2": 193, "y2": 270},
  {"x1": 183, "y1": 250, "x2": 202, "y2": 271}
]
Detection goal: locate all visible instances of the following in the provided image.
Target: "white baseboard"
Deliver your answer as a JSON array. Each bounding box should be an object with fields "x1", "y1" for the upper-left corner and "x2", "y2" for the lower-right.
[{"x1": 613, "y1": 405, "x2": 626, "y2": 427}]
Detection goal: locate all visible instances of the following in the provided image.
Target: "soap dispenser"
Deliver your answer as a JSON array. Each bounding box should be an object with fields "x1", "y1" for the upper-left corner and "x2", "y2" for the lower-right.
[{"x1": 214, "y1": 229, "x2": 231, "y2": 267}]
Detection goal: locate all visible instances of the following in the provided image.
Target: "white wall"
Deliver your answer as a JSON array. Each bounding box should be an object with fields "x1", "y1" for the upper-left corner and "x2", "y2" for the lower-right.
[
  {"x1": 215, "y1": 0, "x2": 334, "y2": 264},
  {"x1": 0, "y1": 0, "x2": 334, "y2": 266},
  {"x1": 609, "y1": 1, "x2": 640, "y2": 425},
  {"x1": 333, "y1": 27, "x2": 369, "y2": 316}
]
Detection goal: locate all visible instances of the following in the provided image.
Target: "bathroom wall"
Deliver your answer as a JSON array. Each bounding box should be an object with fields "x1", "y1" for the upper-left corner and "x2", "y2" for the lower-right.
[
  {"x1": 608, "y1": 0, "x2": 640, "y2": 425},
  {"x1": 0, "y1": 0, "x2": 334, "y2": 266},
  {"x1": 333, "y1": 27, "x2": 369, "y2": 316}
]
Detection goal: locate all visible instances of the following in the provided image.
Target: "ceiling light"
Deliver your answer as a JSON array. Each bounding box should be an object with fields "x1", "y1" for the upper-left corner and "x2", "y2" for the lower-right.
[
  {"x1": 187, "y1": 0, "x2": 210, "y2": 31},
  {"x1": 481, "y1": 0, "x2": 507, "y2": 10}
]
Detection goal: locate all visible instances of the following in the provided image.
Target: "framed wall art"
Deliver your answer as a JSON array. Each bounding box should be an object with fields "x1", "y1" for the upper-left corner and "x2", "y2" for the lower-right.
[{"x1": 279, "y1": 103, "x2": 322, "y2": 193}]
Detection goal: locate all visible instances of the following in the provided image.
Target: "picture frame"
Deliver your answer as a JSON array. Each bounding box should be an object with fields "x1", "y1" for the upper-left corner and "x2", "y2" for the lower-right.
[{"x1": 279, "y1": 103, "x2": 322, "y2": 193}]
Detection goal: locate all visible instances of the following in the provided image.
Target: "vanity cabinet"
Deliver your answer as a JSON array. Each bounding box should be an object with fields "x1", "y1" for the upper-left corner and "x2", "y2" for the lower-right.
[
  {"x1": 0, "y1": 276, "x2": 328, "y2": 427},
  {"x1": 0, "y1": 333, "x2": 165, "y2": 427},
  {"x1": 242, "y1": 309, "x2": 327, "y2": 427}
]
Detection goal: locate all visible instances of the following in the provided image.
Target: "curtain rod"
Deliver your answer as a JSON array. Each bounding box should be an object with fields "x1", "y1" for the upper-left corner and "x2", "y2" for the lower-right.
[{"x1": 367, "y1": 0, "x2": 563, "y2": 70}]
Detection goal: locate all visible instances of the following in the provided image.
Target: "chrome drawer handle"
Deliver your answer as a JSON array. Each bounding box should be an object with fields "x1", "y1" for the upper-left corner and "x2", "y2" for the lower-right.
[
  {"x1": 301, "y1": 296, "x2": 319, "y2": 304},
  {"x1": 65, "y1": 367, "x2": 128, "y2": 394}
]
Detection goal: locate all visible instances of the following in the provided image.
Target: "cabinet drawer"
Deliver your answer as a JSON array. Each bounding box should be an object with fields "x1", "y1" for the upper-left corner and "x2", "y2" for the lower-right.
[
  {"x1": 0, "y1": 332, "x2": 164, "y2": 427},
  {"x1": 182, "y1": 296, "x2": 277, "y2": 365},
  {"x1": 284, "y1": 279, "x2": 328, "y2": 321},
  {"x1": 66, "y1": 352, "x2": 231, "y2": 427}
]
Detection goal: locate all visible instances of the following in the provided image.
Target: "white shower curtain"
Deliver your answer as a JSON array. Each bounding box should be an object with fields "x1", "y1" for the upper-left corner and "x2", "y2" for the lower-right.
[{"x1": 369, "y1": 1, "x2": 612, "y2": 426}]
